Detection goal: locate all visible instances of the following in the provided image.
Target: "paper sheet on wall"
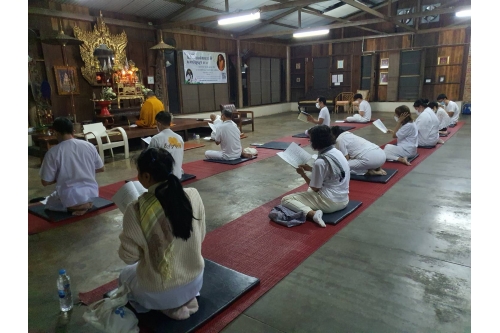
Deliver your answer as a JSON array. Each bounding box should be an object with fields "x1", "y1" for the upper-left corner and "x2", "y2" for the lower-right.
[
  {"x1": 276, "y1": 142, "x2": 313, "y2": 169},
  {"x1": 332, "y1": 75, "x2": 338, "y2": 83},
  {"x1": 338, "y1": 74, "x2": 343, "y2": 83},
  {"x1": 372, "y1": 119, "x2": 388, "y2": 133}
]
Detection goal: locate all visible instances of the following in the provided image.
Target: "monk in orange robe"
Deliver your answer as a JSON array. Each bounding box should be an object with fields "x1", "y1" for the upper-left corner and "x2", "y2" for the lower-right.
[{"x1": 136, "y1": 91, "x2": 165, "y2": 128}]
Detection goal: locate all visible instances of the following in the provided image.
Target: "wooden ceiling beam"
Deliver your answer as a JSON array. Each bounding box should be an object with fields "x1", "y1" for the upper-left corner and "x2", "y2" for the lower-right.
[
  {"x1": 290, "y1": 24, "x2": 471, "y2": 46},
  {"x1": 159, "y1": 0, "x2": 206, "y2": 24},
  {"x1": 238, "y1": 18, "x2": 385, "y2": 40},
  {"x1": 237, "y1": 7, "x2": 298, "y2": 37},
  {"x1": 159, "y1": 0, "x2": 321, "y2": 29},
  {"x1": 28, "y1": 7, "x2": 155, "y2": 31},
  {"x1": 300, "y1": 8, "x2": 386, "y2": 35}
]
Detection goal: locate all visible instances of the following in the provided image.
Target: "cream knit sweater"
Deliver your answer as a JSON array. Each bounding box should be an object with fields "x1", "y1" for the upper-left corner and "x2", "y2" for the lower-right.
[{"x1": 118, "y1": 187, "x2": 206, "y2": 292}]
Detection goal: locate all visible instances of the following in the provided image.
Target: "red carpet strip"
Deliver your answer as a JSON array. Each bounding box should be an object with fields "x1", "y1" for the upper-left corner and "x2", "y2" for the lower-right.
[{"x1": 78, "y1": 122, "x2": 464, "y2": 331}]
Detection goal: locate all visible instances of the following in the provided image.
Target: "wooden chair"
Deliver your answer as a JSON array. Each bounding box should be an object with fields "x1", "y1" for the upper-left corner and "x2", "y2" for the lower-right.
[
  {"x1": 83, "y1": 123, "x2": 129, "y2": 163},
  {"x1": 352, "y1": 90, "x2": 370, "y2": 111},
  {"x1": 219, "y1": 104, "x2": 254, "y2": 132},
  {"x1": 334, "y1": 92, "x2": 354, "y2": 113}
]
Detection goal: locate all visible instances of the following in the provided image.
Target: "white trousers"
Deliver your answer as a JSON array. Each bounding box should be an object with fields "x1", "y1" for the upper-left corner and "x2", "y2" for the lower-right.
[
  {"x1": 281, "y1": 189, "x2": 349, "y2": 216},
  {"x1": 384, "y1": 144, "x2": 416, "y2": 161},
  {"x1": 119, "y1": 263, "x2": 203, "y2": 313},
  {"x1": 205, "y1": 150, "x2": 226, "y2": 160},
  {"x1": 349, "y1": 149, "x2": 386, "y2": 174},
  {"x1": 346, "y1": 114, "x2": 369, "y2": 123}
]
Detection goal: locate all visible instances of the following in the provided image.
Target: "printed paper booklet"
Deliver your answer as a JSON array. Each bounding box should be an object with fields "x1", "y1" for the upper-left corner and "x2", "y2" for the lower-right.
[
  {"x1": 297, "y1": 111, "x2": 311, "y2": 123},
  {"x1": 276, "y1": 142, "x2": 313, "y2": 169},
  {"x1": 372, "y1": 119, "x2": 388, "y2": 133},
  {"x1": 112, "y1": 181, "x2": 148, "y2": 214}
]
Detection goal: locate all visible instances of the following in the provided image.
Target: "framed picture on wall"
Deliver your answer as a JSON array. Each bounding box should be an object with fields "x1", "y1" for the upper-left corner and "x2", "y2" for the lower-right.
[
  {"x1": 438, "y1": 56, "x2": 450, "y2": 65},
  {"x1": 438, "y1": 75, "x2": 446, "y2": 83},
  {"x1": 425, "y1": 78, "x2": 432, "y2": 84},
  {"x1": 296, "y1": 77, "x2": 301, "y2": 83},
  {"x1": 295, "y1": 62, "x2": 301, "y2": 70},
  {"x1": 380, "y1": 58, "x2": 389, "y2": 69},
  {"x1": 337, "y1": 60, "x2": 344, "y2": 69},
  {"x1": 379, "y1": 72, "x2": 388, "y2": 85},
  {"x1": 54, "y1": 66, "x2": 80, "y2": 95}
]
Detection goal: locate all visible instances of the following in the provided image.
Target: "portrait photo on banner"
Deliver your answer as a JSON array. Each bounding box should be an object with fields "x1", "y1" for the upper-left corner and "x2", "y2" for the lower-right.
[{"x1": 54, "y1": 66, "x2": 80, "y2": 95}]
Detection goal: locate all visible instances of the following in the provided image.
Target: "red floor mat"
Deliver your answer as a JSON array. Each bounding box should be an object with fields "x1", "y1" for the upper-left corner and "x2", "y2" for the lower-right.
[{"x1": 79, "y1": 123, "x2": 464, "y2": 331}]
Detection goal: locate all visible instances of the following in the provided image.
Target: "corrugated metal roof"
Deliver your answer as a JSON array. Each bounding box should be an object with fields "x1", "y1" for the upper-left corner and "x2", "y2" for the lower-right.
[{"x1": 276, "y1": 11, "x2": 333, "y2": 29}]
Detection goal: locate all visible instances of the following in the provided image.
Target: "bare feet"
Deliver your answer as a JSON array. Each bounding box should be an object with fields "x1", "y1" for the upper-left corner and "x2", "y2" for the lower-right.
[
  {"x1": 397, "y1": 157, "x2": 411, "y2": 166},
  {"x1": 68, "y1": 202, "x2": 93, "y2": 216},
  {"x1": 366, "y1": 168, "x2": 387, "y2": 176},
  {"x1": 161, "y1": 298, "x2": 199, "y2": 320}
]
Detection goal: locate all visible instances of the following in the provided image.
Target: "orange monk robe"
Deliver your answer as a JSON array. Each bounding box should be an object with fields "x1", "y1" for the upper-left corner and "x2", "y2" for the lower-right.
[{"x1": 136, "y1": 96, "x2": 165, "y2": 128}]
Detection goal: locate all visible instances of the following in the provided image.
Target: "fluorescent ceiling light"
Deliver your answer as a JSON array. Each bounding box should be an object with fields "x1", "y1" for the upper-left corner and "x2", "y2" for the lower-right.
[
  {"x1": 218, "y1": 12, "x2": 260, "y2": 25},
  {"x1": 293, "y1": 29, "x2": 330, "y2": 38},
  {"x1": 456, "y1": 10, "x2": 471, "y2": 17}
]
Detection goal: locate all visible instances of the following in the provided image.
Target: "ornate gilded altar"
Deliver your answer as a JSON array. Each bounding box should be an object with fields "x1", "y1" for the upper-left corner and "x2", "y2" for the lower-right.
[{"x1": 73, "y1": 13, "x2": 127, "y2": 86}]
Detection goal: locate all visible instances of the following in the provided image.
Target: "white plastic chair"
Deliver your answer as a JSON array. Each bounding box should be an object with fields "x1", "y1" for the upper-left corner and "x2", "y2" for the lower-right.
[{"x1": 83, "y1": 123, "x2": 129, "y2": 162}]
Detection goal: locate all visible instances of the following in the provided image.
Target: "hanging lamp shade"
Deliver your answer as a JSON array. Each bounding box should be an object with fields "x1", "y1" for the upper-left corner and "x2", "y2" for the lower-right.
[
  {"x1": 41, "y1": 29, "x2": 83, "y2": 47},
  {"x1": 150, "y1": 35, "x2": 175, "y2": 50}
]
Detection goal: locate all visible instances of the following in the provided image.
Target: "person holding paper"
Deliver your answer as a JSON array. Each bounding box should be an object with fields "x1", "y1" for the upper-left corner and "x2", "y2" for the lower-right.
[
  {"x1": 149, "y1": 111, "x2": 184, "y2": 180},
  {"x1": 436, "y1": 93, "x2": 460, "y2": 126},
  {"x1": 118, "y1": 147, "x2": 206, "y2": 320},
  {"x1": 205, "y1": 109, "x2": 243, "y2": 160},
  {"x1": 331, "y1": 126, "x2": 387, "y2": 176},
  {"x1": 136, "y1": 91, "x2": 165, "y2": 128},
  {"x1": 384, "y1": 105, "x2": 418, "y2": 165},
  {"x1": 413, "y1": 98, "x2": 440, "y2": 147},
  {"x1": 39, "y1": 117, "x2": 105, "y2": 215},
  {"x1": 345, "y1": 93, "x2": 371, "y2": 123},
  {"x1": 428, "y1": 101, "x2": 451, "y2": 133},
  {"x1": 281, "y1": 125, "x2": 350, "y2": 228},
  {"x1": 304, "y1": 96, "x2": 330, "y2": 136},
  {"x1": 209, "y1": 113, "x2": 222, "y2": 140}
]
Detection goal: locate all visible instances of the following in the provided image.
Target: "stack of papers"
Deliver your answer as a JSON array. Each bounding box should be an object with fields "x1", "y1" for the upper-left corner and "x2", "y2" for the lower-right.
[{"x1": 141, "y1": 137, "x2": 152, "y2": 145}]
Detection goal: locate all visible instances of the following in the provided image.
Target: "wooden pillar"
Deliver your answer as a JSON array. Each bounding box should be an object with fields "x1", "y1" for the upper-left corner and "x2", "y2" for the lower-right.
[
  {"x1": 286, "y1": 45, "x2": 291, "y2": 103},
  {"x1": 236, "y1": 39, "x2": 243, "y2": 108},
  {"x1": 155, "y1": 29, "x2": 169, "y2": 111}
]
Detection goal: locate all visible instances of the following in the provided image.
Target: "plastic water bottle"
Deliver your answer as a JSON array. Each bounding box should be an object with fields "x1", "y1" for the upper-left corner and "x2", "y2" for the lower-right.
[{"x1": 57, "y1": 269, "x2": 73, "y2": 312}]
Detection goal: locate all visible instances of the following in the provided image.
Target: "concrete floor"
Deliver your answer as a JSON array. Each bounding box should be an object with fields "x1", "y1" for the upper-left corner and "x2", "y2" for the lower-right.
[{"x1": 28, "y1": 110, "x2": 471, "y2": 333}]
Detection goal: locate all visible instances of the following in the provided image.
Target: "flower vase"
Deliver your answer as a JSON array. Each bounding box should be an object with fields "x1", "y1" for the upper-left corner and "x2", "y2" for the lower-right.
[{"x1": 96, "y1": 100, "x2": 112, "y2": 116}]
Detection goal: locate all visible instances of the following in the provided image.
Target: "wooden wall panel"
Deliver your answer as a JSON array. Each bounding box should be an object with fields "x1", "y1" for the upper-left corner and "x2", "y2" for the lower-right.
[{"x1": 387, "y1": 51, "x2": 400, "y2": 101}]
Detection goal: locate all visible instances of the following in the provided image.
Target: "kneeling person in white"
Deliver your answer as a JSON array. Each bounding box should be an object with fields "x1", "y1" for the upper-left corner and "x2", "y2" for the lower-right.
[
  {"x1": 413, "y1": 98, "x2": 440, "y2": 147},
  {"x1": 119, "y1": 148, "x2": 205, "y2": 319},
  {"x1": 149, "y1": 111, "x2": 184, "y2": 180},
  {"x1": 331, "y1": 126, "x2": 386, "y2": 176},
  {"x1": 428, "y1": 101, "x2": 450, "y2": 132},
  {"x1": 40, "y1": 117, "x2": 104, "y2": 215},
  {"x1": 205, "y1": 109, "x2": 242, "y2": 160},
  {"x1": 437, "y1": 93, "x2": 460, "y2": 126},
  {"x1": 281, "y1": 125, "x2": 350, "y2": 228},
  {"x1": 384, "y1": 105, "x2": 418, "y2": 165},
  {"x1": 345, "y1": 93, "x2": 371, "y2": 123}
]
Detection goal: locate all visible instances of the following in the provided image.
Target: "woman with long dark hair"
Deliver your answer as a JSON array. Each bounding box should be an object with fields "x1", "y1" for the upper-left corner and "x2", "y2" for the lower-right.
[
  {"x1": 384, "y1": 105, "x2": 418, "y2": 165},
  {"x1": 118, "y1": 148, "x2": 206, "y2": 320},
  {"x1": 281, "y1": 125, "x2": 350, "y2": 227}
]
